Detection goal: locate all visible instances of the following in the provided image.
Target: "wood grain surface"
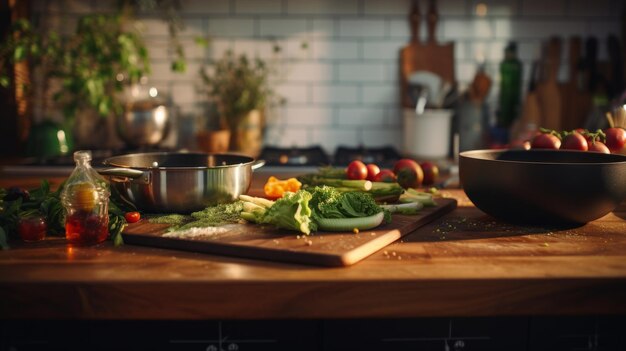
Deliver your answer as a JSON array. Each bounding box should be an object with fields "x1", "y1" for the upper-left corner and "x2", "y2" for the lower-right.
[
  {"x1": 122, "y1": 198, "x2": 457, "y2": 267},
  {"x1": 0, "y1": 170, "x2": 625, "y2": 320},
  {"x1": 0, "y1": 187, "x2": 625, "y2": 320}
]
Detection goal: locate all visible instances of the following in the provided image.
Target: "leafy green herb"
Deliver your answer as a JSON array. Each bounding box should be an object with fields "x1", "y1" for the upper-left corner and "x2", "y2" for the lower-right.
[{"x1": 148, "y1": 201, "x2": 245, "y2": 232}]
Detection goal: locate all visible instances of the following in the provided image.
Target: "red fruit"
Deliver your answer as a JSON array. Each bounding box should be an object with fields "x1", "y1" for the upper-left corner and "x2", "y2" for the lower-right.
[
  {"x1": 530, "y1": 134, "x2": 561, "y2": 149},
  {"x1": 393, "y1": 159, "x2": 424, "y2": 189},
  {"x1": 604, "y1": 127, "x2": 626, "y2": 153},
  {"x1": 588, "y1": 141, "x2": 610, "y2": 154},
  {"x1": 346, "y1": 160, "x2": 368, "y2": 180},
  {"x1": 561, "y1": 133, "x2": 588, "y2": 151},
  {"x1": 373, "y1": 169, "x2": 396, "y2": 183},
  {"x1": 365, "y1": 164, "x2": 380, "y2": 181},
  {"x1": 419, "y1": 161, "x2": 439, "y2": 186},
  {"x1": 124, "y1": 211, "x2": 141, "y2": 223}
]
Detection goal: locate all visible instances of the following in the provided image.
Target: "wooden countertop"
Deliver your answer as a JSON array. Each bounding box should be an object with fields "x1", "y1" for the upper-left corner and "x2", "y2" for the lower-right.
[{"x1": 1, "y1": 172, "x2": 625, "y2": 320}]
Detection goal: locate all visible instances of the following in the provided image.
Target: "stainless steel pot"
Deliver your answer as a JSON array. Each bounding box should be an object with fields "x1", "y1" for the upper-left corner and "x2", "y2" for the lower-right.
[
  {"x1": 116, "y1": 100, "x2": 170, "y2": 147},
  {"x1": 100, "y1": 152, "x2": 265, "y2": 213}
]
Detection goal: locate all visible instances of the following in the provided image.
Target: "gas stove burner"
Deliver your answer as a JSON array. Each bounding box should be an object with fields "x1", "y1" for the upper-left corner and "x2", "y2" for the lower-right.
[
  {"x1": 260, "y1": 146, "x2": 330, "y2": 167},
  {"x1": 333, "y1": 145, "x2": 402, "y2": 167}
]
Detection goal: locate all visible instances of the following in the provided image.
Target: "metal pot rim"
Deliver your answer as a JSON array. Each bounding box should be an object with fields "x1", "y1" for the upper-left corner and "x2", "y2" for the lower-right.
[{"x1": 102, "y1": 151, "x2": 262, "y2": 170}]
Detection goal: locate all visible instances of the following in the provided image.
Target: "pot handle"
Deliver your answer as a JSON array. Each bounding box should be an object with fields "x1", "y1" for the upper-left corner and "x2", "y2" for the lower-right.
[
  {"x1": 98, "y1": 168, "x2": 150, "y2": 184},
  {"x1": 251, "y1": 159, "x2": 265, "y2": 171}
]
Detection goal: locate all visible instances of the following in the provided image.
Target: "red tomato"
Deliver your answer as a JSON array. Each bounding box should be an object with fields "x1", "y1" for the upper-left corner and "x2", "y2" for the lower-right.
[
  {"x1": 18, "y1": 215, "x2": 47, "y2": 242},
  {"x1": 124, "y1": 211, "x2": 141, "y2": 223},
  {"x1": 393, "y1": 159, "x2": 424, "y2": 189},
  {"x1": 365, "y1": 164, "x2": 380, "y2": 181},
  {"x1": 373, "y1": 169, "x2": 396, "y2": 183},
  {"x1": 346, "y1": 160, "x2": 368, "y2": 180},
  {"x1": 419, "y1": 161, "x2": 439, "y2": 186},
  {"x1": 604, "y1": 127, "x2": 626, "y2": 153},
  {"x1": 530, "y1": 134, "x2": 561, "y2": 149},
  {"x1": 560, "y1": 133, "x2": 588, "y2": 151},
  {"x1": 588, "y1": 141, "x2": 610, "y2": 154}
]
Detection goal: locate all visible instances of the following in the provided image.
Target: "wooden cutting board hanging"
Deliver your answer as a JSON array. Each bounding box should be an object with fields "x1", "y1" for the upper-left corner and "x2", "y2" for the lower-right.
[
  {"x1": 400, "y1": 0, "x2": 455, "y2": 108},
  {"x1": 537, "y1": 36, "x2": 562, "y2": 130}
]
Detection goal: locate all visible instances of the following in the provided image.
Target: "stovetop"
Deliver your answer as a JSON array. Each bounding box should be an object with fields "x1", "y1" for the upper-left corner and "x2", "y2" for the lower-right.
[{"x1": 2, "y1": 145, "x2": 404, "y2": 175}]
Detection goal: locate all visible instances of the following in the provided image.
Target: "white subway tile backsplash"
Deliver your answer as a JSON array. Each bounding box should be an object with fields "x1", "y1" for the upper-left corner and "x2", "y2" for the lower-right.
[
  {"x1": 311, "y1": 128, "x2": 360, "y2": 155},
  {"x1": 362, "y1": 40, "x2": 405, "y2": 60},
  {"x1": 469, "y1": 0, "x2": 519, "y2": 16},
  {"x1": 312, "y1": 84, "x2": 359, "y2": 104},
  {"x1": 456, "y1": 61, "x2": 477, "y2": 83},
  {"x1": 338, "y1": 19, "x2": 386, "y2": 38},
  {"x1": 207, "y1": 18, "x2": 255, "y2": 38},
  {"x1": 180, "y1": 0, "x2": 231, "y2": 15},
  {"x1": 337, "y1": 107, "x2": 386, "y2": 126},
  {"x1": 259, "y1": 18, "x2": 308, "y2": 37},
  {"x1": 517, "y1": 41, "x2": 541, "y2": 61},
  {"x1": 362, "y1": 84, "x2": 399, "y2": 106},
  {"x1": 274, "y1": 84, "x2": 309, "y2": 104},
  {"x1": 438, "y1": 0, "x2": 469, "y2": 16},
  {"x1": 178, "y1": 19, "x2": 205, "y2": 37},
  {"x1": 338, "y1": 63, "x2": 386, "y2": 82},
  {"x1": 444, "y1": 19, "x2": 493, "y2": 40},
  {"x1": 312, "y1": 40, "x2": 359, "y2": 60},
  {"x1": 206, "y1": 39, "x2": 234, "y2": 59},
  {"x1": 284, "y1": 106, "x2": 334, "y2": 126},
  {"x1": 361, "y1": 127, "x2": 403, "y2": 150},
  {"x1": 171, "y1": 83, "x2": 201, "y2": 105},
  {"x1": 26, "y1": 0, "x2": 624, "y2": 151},
  {"x1": 235, "y1": 0, "x2": 282, "y2": 14},
  {"x1": 363, "y1": 0, "x2": 410, "y2": 16},
  {"x1": 521, "y1": 0, "x2": 565, "y2": 16},
  {"x1": 568, "y1": 0, "x2": 611, "y2": 17},
  {"x1": 264, "y1": 126, "x2": 312, "y2": 147},
  {"x1": 288, "y1": 62, "x2": 334, "y2": 82},
  {"x1": 287, "y1": 0, "x2": 358, "y2": 15},
  {"x1": 494, "y1": 20, "x2": 584, "y2": 39},
  {"x1": 311, "y1": 19, "x2": 336, "y2": 38}
]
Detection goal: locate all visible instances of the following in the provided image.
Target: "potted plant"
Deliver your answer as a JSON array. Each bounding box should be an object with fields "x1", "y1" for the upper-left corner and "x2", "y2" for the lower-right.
[
  {"x1": 0, "y1": 1, "x2": 187, "y2": 153},
  {"x1": 200, "y1": 50, "x2": 275, "y2": 157}
]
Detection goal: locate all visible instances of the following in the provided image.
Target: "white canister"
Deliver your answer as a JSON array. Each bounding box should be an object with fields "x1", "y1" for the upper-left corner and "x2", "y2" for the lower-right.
[{"x1": 403, "y1": 108, "x2": 453, "y2": 159}]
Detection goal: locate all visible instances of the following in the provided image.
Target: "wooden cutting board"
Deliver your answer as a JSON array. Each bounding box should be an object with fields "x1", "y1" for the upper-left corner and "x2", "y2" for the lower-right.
[
  {"x1": 400, "y1": 0, "x2": 455, "y2": 108},
  {"x1": 537, "y1": 36, "x2": 562, "y2": 130},
  {"x1": 122, "y1": 198, "x2": 457, "y2": 267}
]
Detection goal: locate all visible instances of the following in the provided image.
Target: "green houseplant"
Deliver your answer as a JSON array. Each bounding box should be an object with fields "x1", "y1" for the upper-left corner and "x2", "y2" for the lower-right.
[
  {"x1": 201, "y1": 50, "x2": 275, "y2": 156},
  {"x1": 0, "y1": 1, "x2": 187, "y2": 153}
]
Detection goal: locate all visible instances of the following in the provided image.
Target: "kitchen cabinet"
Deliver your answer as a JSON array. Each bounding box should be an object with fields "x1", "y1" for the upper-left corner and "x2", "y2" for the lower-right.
[{"x1": 0, "y1": 173, "x2": 625, "y2": 350}]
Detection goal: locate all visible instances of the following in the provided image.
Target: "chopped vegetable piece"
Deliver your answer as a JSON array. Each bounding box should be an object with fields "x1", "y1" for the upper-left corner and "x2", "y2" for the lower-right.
[{"x1": 263, "y1": 176, "x2": 302, "y2": 198}]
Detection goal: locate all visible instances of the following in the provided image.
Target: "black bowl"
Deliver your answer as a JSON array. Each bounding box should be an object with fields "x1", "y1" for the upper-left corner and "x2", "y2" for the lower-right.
[{"x1": 459, "y1": 149, "x2": 626, "y2": 225}]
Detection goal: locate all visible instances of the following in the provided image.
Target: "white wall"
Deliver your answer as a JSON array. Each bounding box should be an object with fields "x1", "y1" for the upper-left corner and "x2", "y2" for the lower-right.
[{"x1": 32, "y1": 0, "x2": 623, "y2": 154}]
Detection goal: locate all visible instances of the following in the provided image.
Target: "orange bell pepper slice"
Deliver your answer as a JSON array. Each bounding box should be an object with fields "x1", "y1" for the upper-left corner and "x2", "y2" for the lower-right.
[{"x1": 264, "y1": 176, "x2": 302, "y2": 199}]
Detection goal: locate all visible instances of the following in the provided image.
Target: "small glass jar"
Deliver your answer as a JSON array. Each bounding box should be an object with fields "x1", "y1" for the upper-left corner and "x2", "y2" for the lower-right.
[
  {"x1": 61, "y1": 151, "x2": 110, "y2": 246},
  {"x1": 18, "y1": 214, "x2": 47, "y2": 242}
]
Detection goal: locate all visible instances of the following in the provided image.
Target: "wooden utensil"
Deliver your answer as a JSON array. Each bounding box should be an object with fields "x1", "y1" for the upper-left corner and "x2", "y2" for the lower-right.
[
  {"x1": 520, "y1": 62, "x2": 541, "y2": 127},
  {"x1": 400, "y1": 0, "x2": 455, "y2": 108},
  {"x1": 122, "y1": 198, "x2": 457, "y2": 267},
  {"x1": 537, "y1": 36, "x2": 562, "y2": 130}
]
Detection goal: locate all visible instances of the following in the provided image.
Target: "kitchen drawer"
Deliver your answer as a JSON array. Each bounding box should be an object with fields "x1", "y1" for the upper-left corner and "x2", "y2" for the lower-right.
[
  {"x1": 323, "y1": 317, "x2": 528, "y2": 351},
  {"x1": 0, "y1": 320, "x2": 321, "y2": 351}
]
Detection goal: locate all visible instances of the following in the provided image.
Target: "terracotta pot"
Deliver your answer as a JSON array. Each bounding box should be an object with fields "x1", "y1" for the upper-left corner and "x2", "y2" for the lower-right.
[
  {"x1": 230, "y1": 109, "x2": 263, "y2": 157},
  {"x1": 196, "y1": 129, "x2": 231, "y2": 153}
]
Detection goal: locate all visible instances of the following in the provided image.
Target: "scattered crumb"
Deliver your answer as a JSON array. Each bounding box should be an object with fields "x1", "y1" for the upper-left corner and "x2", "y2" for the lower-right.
[
  {"x1": 353, "y1": 228, "x2": 359, "y2": 234},
  {"x1": 541, "y1": 243, "x2": 549, "y2": 247},
  {"x1": 306, "y1": 240, "x2": 313, "y2": 246},
  {"x1": 391, "y1": 251, "x2": 397, "y2": 257},
  {"x1": 163, "y1": 226, "x2": 229, "y2": 239}
]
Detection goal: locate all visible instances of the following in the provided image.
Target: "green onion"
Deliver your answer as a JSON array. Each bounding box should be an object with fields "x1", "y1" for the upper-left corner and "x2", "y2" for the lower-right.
[{"x1": 317, "y1": 211, "x2": 385, "y2": 232}]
